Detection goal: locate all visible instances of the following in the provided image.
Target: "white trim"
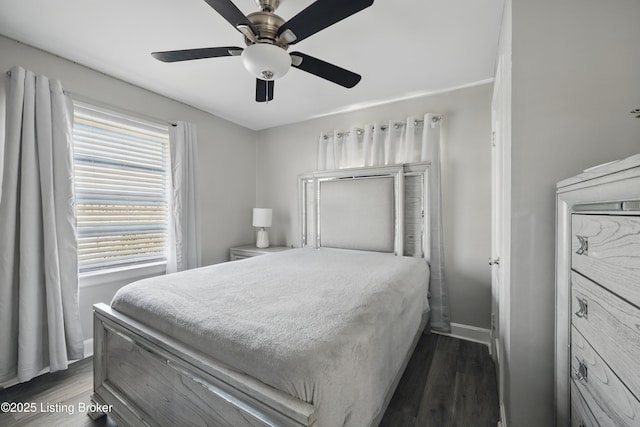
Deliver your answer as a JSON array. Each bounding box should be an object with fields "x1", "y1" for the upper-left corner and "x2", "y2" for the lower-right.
[
  {"x1": 432, "y1": 322, "x2": 492, "y2": 348},
  {"x1": 0, "y1": 378, "x2": 18, "y2": 388},
  {"x1": 84, "y1": 338, "x2": 94, "y2": 358},
  {"x1": 79, "y1": 261, "x2": 166, "y2": 288},
  {"x1": 303, "y1": 79, "x2": 495, "y2": 124},
  {"x1": 494, "y1": 335, "x2": 506, "y2": 427},
  {"x1": 500, "y1": 401, "x2": 508, "y2": 427}
]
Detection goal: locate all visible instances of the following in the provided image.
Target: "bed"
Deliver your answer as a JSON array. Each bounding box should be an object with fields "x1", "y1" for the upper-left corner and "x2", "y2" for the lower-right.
[{"x1": 91, "y1": 163, "x2": 432, "y2": 426}]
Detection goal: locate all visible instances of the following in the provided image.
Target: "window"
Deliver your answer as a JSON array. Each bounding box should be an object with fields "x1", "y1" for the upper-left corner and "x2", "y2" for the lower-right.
[{"x1": 72, "y1": 103, "x2": 170, "y2": 275}]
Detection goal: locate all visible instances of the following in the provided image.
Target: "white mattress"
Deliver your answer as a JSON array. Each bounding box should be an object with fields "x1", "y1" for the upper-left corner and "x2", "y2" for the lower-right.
[{"x1": 111, "y1": 248, "x2": 430, "y2": 426}]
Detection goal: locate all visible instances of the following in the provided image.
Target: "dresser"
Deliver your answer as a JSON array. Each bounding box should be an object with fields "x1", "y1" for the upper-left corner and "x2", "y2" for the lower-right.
[
  {"x1": 229, "y1": 245, "x2": 289, "y2": 261},
  {"x1": 556, "y1": 153, "x2": 640, "y2": 427}
]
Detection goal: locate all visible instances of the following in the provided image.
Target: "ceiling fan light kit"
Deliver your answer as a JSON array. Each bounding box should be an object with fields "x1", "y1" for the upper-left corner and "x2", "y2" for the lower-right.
[
  {"x1": 151, "y1": 0, "x2": 374, "y2": 102},
  {"x1": 241, "y1": 43, "x2": 291, "y2": 80}
]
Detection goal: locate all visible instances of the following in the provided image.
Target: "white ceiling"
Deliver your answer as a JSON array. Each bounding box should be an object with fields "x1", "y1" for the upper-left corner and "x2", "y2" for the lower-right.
[{"x1": 0, "y1": 0, "x2": 504, "y2": 130}]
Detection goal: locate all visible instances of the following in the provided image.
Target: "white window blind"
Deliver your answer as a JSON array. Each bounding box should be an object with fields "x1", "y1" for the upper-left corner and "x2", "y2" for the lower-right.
[{"x1": 72, "y1": 103, "x2": 170, "y2": 274}]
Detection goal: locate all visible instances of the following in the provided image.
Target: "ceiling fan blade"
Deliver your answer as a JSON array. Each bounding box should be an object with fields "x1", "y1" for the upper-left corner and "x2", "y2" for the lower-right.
[
  {"x1": 151, "y1": 47, "x2": 243, "y2": 62},
  {"x1": 202, "y1": 0, "x2": 259, "y2": 36},
  {"x1": 256, "y1": 79, "x2": 274, "y2": 102},
  {"x1": 290, "y1": 52, "x2": 361, "y2": 88},
  {"x1": 277, "y1": 0, "x2": 374, "y2": 45}
]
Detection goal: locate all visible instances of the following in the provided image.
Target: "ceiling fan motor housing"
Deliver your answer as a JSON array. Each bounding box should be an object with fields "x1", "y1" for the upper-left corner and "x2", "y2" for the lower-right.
[{"x1": 247, "y1": 11, "x2": 286, "y2": 45}]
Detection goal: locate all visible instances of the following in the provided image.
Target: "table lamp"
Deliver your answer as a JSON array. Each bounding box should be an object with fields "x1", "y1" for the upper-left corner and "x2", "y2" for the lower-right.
[{"x1": 252, "y1": 208, "x2": 272, "y2": 248}]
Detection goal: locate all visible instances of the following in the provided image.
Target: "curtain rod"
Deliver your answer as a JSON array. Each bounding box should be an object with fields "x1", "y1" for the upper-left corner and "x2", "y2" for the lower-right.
[{"x1": 322, "y1": 116, "x2": 441, "y2": 140}]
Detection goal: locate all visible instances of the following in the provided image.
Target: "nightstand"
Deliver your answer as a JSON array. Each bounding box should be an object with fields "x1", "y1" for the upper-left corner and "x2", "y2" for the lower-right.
[{"x1": 229, "y1": 245, "x2": 290, "y2": 261}]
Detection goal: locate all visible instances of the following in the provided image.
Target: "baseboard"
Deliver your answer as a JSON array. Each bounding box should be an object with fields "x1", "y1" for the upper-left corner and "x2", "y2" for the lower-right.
[
  {"x1": 493, "y1": 336, "x2": 507, "y2": 427},
  {"x1": 432, "y1": 322, "x2": 492, "y2": 348},
  {"x1": 1, "y1": 376, "x2": 20, "y2": 389},
  {"x1": 500, "y1": 401, "x2": 508, "y2": 427},
  {"x1": 84, "y1": 338, "x2": 94, "y2": 358}
]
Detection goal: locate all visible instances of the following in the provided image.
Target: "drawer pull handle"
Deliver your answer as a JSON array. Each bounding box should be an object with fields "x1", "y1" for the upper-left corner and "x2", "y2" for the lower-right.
[
  {"x1": 575, "y1": 298, "x2": 588, "y2": 319},
  {"x1": 576, "y1": 236, "x2": 589, "y2": 256},
  {"x1": 575, "y1": 360, "x2": 588, "y2": 383}
]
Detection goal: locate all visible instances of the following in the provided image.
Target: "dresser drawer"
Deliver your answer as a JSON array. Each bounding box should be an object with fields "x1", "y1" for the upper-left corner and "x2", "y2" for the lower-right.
[
  {"x1": 571, "y1": 271, "x2": 640, "y2": 399},
  {"x1": 571, "y1": 214, "x2": 640, "y2": 308},
  {"x1": 571, "y1": 327, "x2": 640, "y2": 427},
  {"x1": 571, "y1": 381, "x2": 598, "y2": 427}
]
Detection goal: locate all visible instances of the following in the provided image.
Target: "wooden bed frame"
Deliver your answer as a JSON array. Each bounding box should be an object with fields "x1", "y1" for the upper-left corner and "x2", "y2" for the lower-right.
[{"x1": 91, "y1": 163, "x2": 432, "y2": 426}]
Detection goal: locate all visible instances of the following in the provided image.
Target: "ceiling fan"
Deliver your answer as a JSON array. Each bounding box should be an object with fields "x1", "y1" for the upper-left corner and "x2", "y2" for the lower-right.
[{"x1": 151, "y1": 0, "x2": 374, "y2": 102}]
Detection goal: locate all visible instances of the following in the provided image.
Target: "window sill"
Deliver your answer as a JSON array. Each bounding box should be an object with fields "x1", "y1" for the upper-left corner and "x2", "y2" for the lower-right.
[{"x1": 79, "y1": 261, "x2": 166, "y2": 288}]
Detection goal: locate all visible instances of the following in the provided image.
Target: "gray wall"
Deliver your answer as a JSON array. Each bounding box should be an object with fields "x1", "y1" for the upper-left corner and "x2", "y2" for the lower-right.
[
  {"x1": 256, "y1": 83, "x2": 494, "y2": 329},
  {"x1": 0, "y1": 35, "x2": 258, "y2": 344},
  {"x1": 506, "y1": 0, "x2": 640, "y2": 425}
]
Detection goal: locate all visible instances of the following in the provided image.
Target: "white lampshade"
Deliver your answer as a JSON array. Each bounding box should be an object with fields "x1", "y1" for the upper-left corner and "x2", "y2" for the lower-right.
[
  {"x1": 241, "y1": 44, "x2": 291, "y2": 81},
  {"x1": 252, "y1": 208, "x2": 272, "y2": 228}
]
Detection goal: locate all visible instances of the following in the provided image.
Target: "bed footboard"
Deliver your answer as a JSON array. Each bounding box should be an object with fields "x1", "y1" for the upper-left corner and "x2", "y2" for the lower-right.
[{"x1": 92, "y1": 303, "x2": 317, "y2": 427}]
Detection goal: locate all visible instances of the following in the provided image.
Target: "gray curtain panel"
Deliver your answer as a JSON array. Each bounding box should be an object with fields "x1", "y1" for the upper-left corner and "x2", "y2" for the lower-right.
[
  {"x1": 166, "y1": 121, "x2": 201, "y2": 273},
  {"x1": 0, "y1": 66, "x2": 83, "y2": 383},
  {"x1": 421, "y1": 114, "x2": 450, "y2": 332}
]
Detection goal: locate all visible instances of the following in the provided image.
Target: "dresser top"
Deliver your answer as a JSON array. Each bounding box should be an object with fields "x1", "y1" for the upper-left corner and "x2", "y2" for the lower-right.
[{"x1": 557, "y1": 152, "x2": 640, "y2": 189}]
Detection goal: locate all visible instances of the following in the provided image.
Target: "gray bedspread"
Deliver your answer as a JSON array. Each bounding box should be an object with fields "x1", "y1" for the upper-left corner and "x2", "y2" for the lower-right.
[{"x1": 111, "y1": 248, "x2": 430, "y2": 426}]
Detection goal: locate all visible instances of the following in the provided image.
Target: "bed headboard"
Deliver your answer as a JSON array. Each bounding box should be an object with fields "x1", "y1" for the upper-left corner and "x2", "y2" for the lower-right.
[{"x1": 298, "y1": 163, "x2": 430, "y2": 260}]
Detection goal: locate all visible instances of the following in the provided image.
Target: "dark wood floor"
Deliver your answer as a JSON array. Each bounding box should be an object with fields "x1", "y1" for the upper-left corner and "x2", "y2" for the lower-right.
[
  {"x1": 0, "y1": 334, "x2": 499, "y2": 427},
  {"x1": 380, "y1": 334, "x2": 500, "y2": 427}
]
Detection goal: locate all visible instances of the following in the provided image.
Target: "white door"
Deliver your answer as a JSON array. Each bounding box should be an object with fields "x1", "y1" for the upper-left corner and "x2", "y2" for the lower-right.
[
  {"x1": 490, "y1": 79, "x2": 502, "y2": 364},
  {"x1": 491, "y1": 3, "x2": 511, "y2": 424},
  {"x1": 491, "y1": 42, "x2": 511, "y2": 424}
]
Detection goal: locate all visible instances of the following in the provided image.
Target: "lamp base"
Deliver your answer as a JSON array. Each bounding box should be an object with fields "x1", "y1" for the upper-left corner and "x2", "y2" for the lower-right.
[{"x1": 256, "y1": 228, "x2": 270, "y2": 249}]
